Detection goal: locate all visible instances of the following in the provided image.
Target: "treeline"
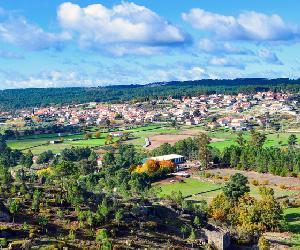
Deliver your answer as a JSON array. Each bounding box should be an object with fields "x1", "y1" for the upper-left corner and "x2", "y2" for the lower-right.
[
  {"x1": 1, "y1": 78, "x2": 300, "y2": 110},
  {"x1": 151, "y1": 131, "x2": 300, "y2": 177},
  {"x1": 2, "y1": 125, "x2": 80, "y2": 140}
]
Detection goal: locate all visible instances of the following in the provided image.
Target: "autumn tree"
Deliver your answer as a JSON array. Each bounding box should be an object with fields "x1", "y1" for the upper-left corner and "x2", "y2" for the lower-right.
[
  {"x1": 105, "y1": 134, "x2": 113, "y2": 145},
  {"x1": 84, "y1": 133, "x2": 93, "y2": 140},
  {"x1": 95, "y1": 131, "x2": 102, "y2": 139},
  {"x1": 258, "y1": 236, "x2": 270, "y2": 250}
]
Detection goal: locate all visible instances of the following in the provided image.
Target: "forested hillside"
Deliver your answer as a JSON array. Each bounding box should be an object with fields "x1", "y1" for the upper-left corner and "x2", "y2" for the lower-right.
[{"x1": 1, "y1": 78, "x2": 300, "y2": 110}]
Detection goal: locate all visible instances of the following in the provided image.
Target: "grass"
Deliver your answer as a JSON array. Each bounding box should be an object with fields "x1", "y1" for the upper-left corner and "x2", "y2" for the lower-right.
[
  {"x1": 208, "y1": 129, "x2": 300, "y2": 151},
  {"x1": 7, "y1": 124, "x2": 300, "y2": 154},
  {"x1": 6, "y1": 124, "x2": 175, "y2": 154},
  {"x1": 156, "y1": 178, "x2": 222, "y2": 199},
  {"x1": 284, "y1": 207, "x2": 300, "y2": 234},
  {"x1": 156, "y1": 177, "x2": 298, "y2": 202}
]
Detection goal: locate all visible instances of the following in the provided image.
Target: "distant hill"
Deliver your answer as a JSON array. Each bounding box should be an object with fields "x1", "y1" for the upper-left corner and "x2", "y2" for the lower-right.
[{"x1": 1, "y1": 78, "x2": 300, "y2": 110}]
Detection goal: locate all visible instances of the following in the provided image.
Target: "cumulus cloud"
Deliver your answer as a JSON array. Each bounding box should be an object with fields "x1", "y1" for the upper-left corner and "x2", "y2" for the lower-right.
[
  {"x1": 0, "y1": 16, "x2": 71, "y2": 50},
  {"x1": 198, "y1": 39, "x2": 253, "y2": 55},
  {"x1": 57, "y1": 2, "x2": 190, "y2": 56},
  {"x1": 208, "y1": 57, "x2": 245, "y2": 69},
  {"x1": 0, "y1": 70, "x2": 93, "y2": 89},
  {"x1": 258, "y1": 49, "x2": 283, "y2": 65},
  {"x1": 182, "y1": 9, "x2": 299, "y2": 41}
]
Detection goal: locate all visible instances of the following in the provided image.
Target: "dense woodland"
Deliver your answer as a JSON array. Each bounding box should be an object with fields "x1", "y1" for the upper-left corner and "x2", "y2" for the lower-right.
[{"x1": 1, "y1": 78, "x2": 300, "y2": 110}]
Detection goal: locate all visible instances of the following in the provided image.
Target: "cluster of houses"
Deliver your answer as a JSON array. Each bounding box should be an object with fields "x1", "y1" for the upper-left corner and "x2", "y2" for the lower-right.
[{"x1": 1, "y1": 91, "x2": 298, "y2": 132}]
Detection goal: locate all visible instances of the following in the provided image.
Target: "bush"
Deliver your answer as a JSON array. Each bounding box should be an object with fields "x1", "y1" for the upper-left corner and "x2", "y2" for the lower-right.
[
  {"x1": 29, "y1": 228, "x2": 39, "y2": 238},
  {"x1": 145, "y1": 221, "x2": 158, "y2": 229},
  {"x1": 203, "y1": 172, "x2": 212, "y2": 178},
  {"x1": 261, "y1": 180, "x2": 269, "y2": 186},
  {"x1": 251, "y1": 179, "x2": 259, "y2": 186},
  {"x1": 279, "y1": 184, "x2": 287, "y2": 190},
  {"x1": 0, "y1": 238, "x2": 8, "y2": 247},
  {"x1": 258, "y1": 236, "x2": 270, "y2": 250},
  {"x1": 9, "y1": 240, "x2": 30, "y2": 249}
]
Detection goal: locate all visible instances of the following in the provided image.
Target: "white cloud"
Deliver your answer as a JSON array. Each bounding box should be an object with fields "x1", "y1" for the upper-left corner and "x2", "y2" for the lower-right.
[
  {"x1": 0, "y1": 16, "x2": 71, "y2": 50},
  {"x1": 182, "y1": 9, "x2": 299, "y2": 41},
  {"x1": 208, "y1": 57, "x2": 245, "y2": 69},
  {"x1": 198, "y1": 39, "x2": 253, "y2": 55},
  {"x1": 258, "y1": 49, "x2": 283, "y2": 65},
  {"x1": 0, "y1": 70, "x2": 91, "y2": 89},
  {"x1": 57, "y1": 2, "x2": 190, "y2": 56}
]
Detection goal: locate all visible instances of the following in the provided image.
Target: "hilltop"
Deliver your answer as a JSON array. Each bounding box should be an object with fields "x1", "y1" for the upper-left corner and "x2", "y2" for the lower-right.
[{"x1": 1, "y1": 78, "x2": 300, "y2": 110}]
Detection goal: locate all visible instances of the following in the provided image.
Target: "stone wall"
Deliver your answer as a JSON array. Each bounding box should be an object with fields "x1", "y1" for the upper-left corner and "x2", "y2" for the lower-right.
[{"x1": 204, "y1": 227, "x2": 231, "y2": 250}]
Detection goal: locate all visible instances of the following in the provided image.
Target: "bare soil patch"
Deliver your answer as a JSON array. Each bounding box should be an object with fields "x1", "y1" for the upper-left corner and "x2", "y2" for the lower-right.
[{"x1": 147, "y1": 129, "x2": 224, "y2": 149}]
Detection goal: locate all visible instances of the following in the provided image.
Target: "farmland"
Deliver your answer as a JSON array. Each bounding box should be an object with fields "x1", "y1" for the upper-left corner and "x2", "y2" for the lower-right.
[{"x1": 7, "y1": 124, "x2": 300, "y2": 154}]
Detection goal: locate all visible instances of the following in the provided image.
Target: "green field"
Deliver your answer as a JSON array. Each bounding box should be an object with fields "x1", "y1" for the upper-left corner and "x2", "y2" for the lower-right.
[
  {"x1": 6, "y1": 124, "x2": 178, "y2": 154},
  {"x1": 157, "y1": 176, "x2": 300, "y2": 246},
  {"x1": 208, "y1": 129, "x2": 300, "y2": 150},
  {"x1": 7, "y1": 124, "x2": 300, "y2": 154},
  {"x1": 284, "y1": 207, "x2": 300, "y2": 234},
  {"x1": 157, "y1": 177, "x2": 298, "y2": 202}
]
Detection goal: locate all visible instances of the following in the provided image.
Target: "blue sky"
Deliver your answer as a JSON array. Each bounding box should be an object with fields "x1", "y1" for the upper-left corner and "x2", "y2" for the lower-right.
[{"x1": 1, "y1": 0, "x2": 300, "y2": 89}]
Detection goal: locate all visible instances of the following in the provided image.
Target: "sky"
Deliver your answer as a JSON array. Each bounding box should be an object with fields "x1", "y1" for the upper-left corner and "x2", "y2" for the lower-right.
[{"x1": 1, "y1": 0, "x2": 300, "y2": 89}]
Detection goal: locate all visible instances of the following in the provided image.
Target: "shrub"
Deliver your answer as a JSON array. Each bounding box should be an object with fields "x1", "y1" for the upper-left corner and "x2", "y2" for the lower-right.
[
  {"x1": 261, "y1": 180, "x2": 269, "y2": 186},
  {"x1": 279, "y1": 184, "x2": 287, "y2": 190},
  {"x1": 0, "y1": 238, "x2": 8, "y2": 247},
  {"x1": 145, "y1": 221, "x2": 158, "y2": 229},
  {"x1": 9, "y1": 240, "x2": 30, "y2": 249},
  {"x1": 258, "y1": 236, "x2": 270, "y2": 250},
  {"x1": 203, "y1": 172, "x2": 212, "y2": 178},
  {"x1": 29, "y1": 228, "x2": 39, "y2": 238},
  {"x1": 251, "y1": 179, "x2": 259, "y2": 186}
]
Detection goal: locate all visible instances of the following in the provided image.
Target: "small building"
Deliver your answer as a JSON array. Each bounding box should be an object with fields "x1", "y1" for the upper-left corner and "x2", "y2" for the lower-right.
[
  {"x1": 50, "y1": 140, "x2": 63, "y2": 144},
  {"x1": 32, "y1": 156, "x2": 39, "y2": 164},
  {"x1": 173, "y1": 171, "x2": 190, "y2": 178},
  {"x1": 96, "y1": 157, "x2": 103, "y2": 167},
  {"x1": 109, "y1": 132, "x2": 124, "y2": 137},
  {"x1": 149, "y1": 154, "x2": 185, "y2": 164}
]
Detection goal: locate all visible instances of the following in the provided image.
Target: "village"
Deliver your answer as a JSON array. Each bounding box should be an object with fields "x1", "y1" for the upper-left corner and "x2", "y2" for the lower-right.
[{"x1": 0, "y1": 91, "x2": 298, "y2": 134}]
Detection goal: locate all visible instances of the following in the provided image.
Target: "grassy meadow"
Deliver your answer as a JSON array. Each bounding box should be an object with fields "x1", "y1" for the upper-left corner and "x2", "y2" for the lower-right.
[{"x1": 7, "y1": 124, "x2": 300, "y2": 154}]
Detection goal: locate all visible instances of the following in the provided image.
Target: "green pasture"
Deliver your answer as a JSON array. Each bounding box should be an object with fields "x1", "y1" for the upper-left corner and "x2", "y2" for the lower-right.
[
  {"x1": 284, "y1": 207, "x2": 300, "y2": 234},
  {"x1": 6, "y1": 124, "x2": 300, "y2": 154},
  {"x1": 156, "y1": 177, "x2": 297, "y2": 202},
  {"x1": 6, "y1": 124, "x2": 175, "y2": 154},
  {"x1": 208, "y1": 129, "x2": 300, "y2": 151}
]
